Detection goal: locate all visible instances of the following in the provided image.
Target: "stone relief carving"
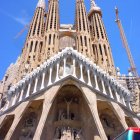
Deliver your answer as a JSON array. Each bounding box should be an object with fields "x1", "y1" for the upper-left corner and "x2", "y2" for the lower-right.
[
  {"x1": 19, "y1": 112, "x2": 37, "y2": 140},
  {"x1": 54, "y1": 127, "x2": 82, "y2": 140},
  {"x1": 54, "y1": 97, "x2": 83, "y2": 140}
]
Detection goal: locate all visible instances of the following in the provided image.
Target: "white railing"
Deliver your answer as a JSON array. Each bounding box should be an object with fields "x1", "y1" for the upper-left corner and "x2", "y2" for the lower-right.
[{"x1": 0, "y1": 47, "x2": 132, "y2": 115}]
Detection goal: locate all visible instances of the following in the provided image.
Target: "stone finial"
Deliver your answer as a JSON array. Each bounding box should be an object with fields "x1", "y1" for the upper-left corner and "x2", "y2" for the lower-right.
[
  {"x1": 90, "y1": 0, "x2": 96, "y2": 8},
  {"x1": 37, "y1": 0, "x2": 46, "y2": 9},
  {"x1": 90, "y1": 0, "x2": 101, "y2": 11}
]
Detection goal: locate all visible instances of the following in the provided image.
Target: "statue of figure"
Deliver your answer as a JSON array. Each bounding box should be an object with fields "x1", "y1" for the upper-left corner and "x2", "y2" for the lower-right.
[
  {"x1": 58, "y1": 109, "x2": 63, "y2": 120},
  {"x1": 75, "y1": 129, "x2": 82, "y2": 140},
  {"x1": 75, "y1": 134, "x2": 80, "y2": 140},
  {"x1": 54, "y1": 127, "x2": 61, "y2": 139},
  {"x1": 60, "y1": 127, "x2": 74, "y2": 140},
  {"x1": 64, "y1": 98, "x2": 73, "y2": 119},
  {"x1": 60, "y1": 112, "x2": 67, "y2": 120}
]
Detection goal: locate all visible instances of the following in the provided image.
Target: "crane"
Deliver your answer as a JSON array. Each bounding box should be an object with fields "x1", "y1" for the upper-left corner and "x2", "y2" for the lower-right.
[
  {"x1": 115, "y1": 7, "x2": 139, "y2": 78},
  {"x1": 14, "y1": 24, "x2": 30, "y2": 39}
]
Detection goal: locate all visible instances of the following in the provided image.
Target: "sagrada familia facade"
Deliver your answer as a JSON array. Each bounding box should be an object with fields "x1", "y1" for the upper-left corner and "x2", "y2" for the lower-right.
[{"x1": 0, "y1": 0, "x2": 140, "y2": 139}]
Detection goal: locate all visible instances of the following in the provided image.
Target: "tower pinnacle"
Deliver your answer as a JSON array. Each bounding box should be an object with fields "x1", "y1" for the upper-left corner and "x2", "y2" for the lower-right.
[
  {"x1": 37, "y1": 0, "x2": 46, "y2": 9},
  {"x1": 90, "y1": 0, "x2": 101, "y2": 11},
  {"x1": 90, "y1": 0, "x2": 96, "y2": 8}
]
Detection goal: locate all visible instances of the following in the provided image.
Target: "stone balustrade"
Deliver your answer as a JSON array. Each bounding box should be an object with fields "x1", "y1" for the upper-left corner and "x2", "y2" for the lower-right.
[{"x1": 0, "y1": 47, "x2": 132, "y2": 115}]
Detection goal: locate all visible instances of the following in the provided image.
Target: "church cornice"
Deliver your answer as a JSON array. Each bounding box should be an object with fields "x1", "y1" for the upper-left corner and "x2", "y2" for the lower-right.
[{"x1": 0, "y1": 47, "x2": 133, "y2": 116}]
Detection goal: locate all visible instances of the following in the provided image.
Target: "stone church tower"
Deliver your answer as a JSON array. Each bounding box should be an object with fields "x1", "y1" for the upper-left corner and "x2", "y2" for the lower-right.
[
  {"x1": 88, "y1": 1, "x2": 116, "y2": 76},
  {"x1": 0, "y1": 0, "x2": 140, "y2": 140}
]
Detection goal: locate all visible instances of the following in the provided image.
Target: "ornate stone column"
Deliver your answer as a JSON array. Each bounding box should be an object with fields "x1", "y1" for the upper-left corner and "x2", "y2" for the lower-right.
[
  {"x1": 55, "y1": 61, "x2": 60, "y2": 82},
  {"x1": 25, "y1": 80, "x2": 32, "y2": 98},
  {"x1": 48, "y1": 65, "x2": 53, "y2": 86},
  {"x1": 19, "y1": 86, "x2": 25, "y2": 102},
  {"x1": 93, "y1": 70, "x2": 99, "y2": 90},
  {"x1": 33, "y1": 75, "x2": 39, "y2": 93},
  {"x1": 87, "y1": 67, "x2": 92, "y2": 86},
  {"x1": 41, "y1": 71, "x2": 46, "y2": 90}
]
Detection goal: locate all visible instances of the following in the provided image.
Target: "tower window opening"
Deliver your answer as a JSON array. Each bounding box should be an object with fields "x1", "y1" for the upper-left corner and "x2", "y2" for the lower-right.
[
  {"x1": 84, "y1": 36, "x2": 87, "y2": 46},
  {"x1": 30, "y1": 41, "x2": 33, "y2": 52},
  {"x1": 33, "y1": 55, "x2": 35, "y2": 61},
  {"x1": 8, "y1": 84, "x2": 11, "y2": 90},
  {"x1": 53, "y1": 34, "x2": 55, "y2": 45},
  {"x1": 99, "y1": 44, "x2": 102, "y2": 55},
  {"x1": 40, "y1": 42, "x2": 43, "y2": 53},
  {"x1": 90, "y1": 25, "x2": 92, "y2": 35},
  {"x1": 34, "y1": 41, "x2": 38, "y2": 52},
  {"x1": 49, "y1": 34, "x2": 51, "y2": 45},
  {"x1": 92, "y1": 44, "x2": 95, "y2": 55},
  {"x1": 89, "y1": 38, "x2": 91, "y2": 44},
  {"x1": 104, "y1": 45, "x2": 107, "y2": 56},
  {"x1": 5, "y1": 75, "x2": 8, "y2": 81},
  {"x1": 80, "y1": 36, "x2": 83, "y2": 46}
]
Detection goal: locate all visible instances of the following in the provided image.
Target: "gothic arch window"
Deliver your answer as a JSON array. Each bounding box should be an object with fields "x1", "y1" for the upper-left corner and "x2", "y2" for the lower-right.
[
  {"x1": 104, "y1": 44, "x2": 107, "y2": 56},
  {"x1": 99, "y1": 44, "x2": 102, "y2": 55},
  {"x1": 80, "y1": 36, "x2": 83, "y2": 46},
  {"x1": 34, "y1": 41, "x2": 38, "y2": 52},
  {"x1": 84, "y1": 36, "x2": 87, "y2": 46},
  {"x1": 92, "y1": 44, "x2": 96, "y2": 55},
  {"x1": 53, "y1": 34, "x2": 55, "y2": 45},
  {"x1": 40, "y1": 42, "x2": 43, "y2": 53},
  {"x1": 30, "y1": 41, "x2": 33, "y2": 52},
  {"x1": 49, "y1": 34, "x2": 51, "y2": 45}
]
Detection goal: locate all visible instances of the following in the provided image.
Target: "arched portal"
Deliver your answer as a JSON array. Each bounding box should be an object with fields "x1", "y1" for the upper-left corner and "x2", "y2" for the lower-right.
[
  {"x1": 0, "y1": 115, "x2": 14, "y2": 139},
  {"x1": 41, "y1": 85, "x2": 101, "y2": 140},
  {"x1": 97, "y1": 101, "x2": 125, "y2": 140},
  {"x1": 10, "y1": 100, "x2": 43, "y2": 140}
]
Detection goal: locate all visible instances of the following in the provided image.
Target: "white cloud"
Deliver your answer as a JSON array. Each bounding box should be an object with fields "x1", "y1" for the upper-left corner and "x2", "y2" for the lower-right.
[
  {"x1": 0, "y1": 9, "x2": 30, "y2": 26},
  {"x1": 13, "y1": 17, "x2": 29, "y2": 26}
]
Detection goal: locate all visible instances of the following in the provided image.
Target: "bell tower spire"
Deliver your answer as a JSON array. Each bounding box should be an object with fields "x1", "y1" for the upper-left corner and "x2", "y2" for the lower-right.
[
  {"x1": 44, "y1": 0, "x2": 60, "y2": 59},
  {"x1": 37, "y1": 0, "x2": 46, "y2": 9},
  {"x1": 75, "y1": 0, "x2": 93, "y2": 58},
  {"x1": 88, "y1": 0, "x2": 116, "y2": 76},
  {"x1": 18, "y1": 0, "x2": 46, "y2": 80}
]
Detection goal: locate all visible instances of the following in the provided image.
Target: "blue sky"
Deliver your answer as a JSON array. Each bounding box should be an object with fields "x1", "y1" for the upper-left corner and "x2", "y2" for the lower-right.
[{"x1": 0, "y1": 0, "x2": 140, "y2": 80}]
